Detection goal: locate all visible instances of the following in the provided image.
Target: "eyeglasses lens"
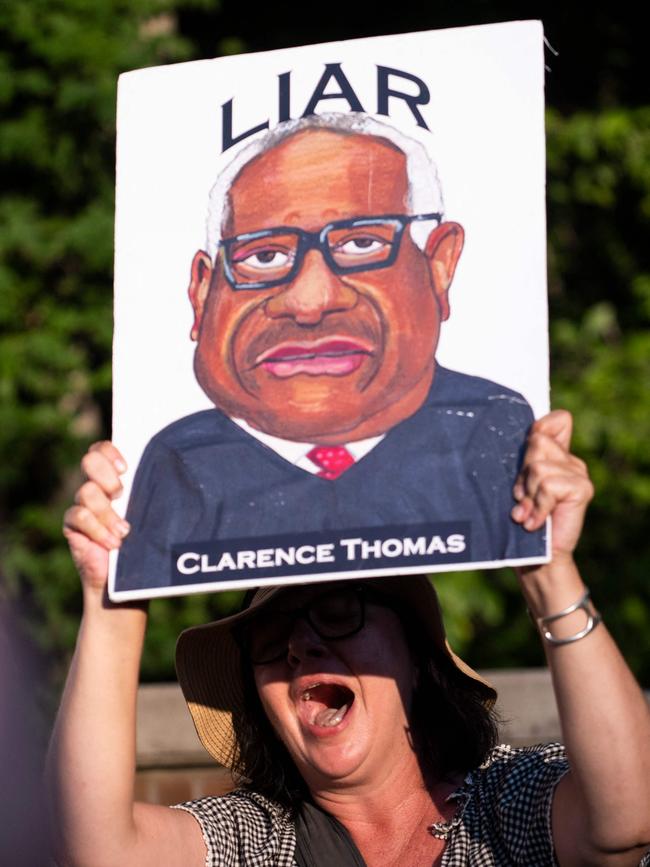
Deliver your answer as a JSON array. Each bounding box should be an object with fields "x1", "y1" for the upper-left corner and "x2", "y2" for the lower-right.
[
  {"x1": 229, "y1": 233, "x2": 298, "y2": 285},
  {"x1": 245, "y1": 611, "x2": 295, "y2": 665},
  {"x1": 309, "y1": 588, "x2": 363, "y2": 637},
  {"x1": 226, "y1": 220, "x2": 400, "y2": 288},
  {"x1": 327, "y1": 223, "x2": 397, "y2": 269},
  {"x1": 244, "y1": 588, "x2": 364, "y2": 664}
]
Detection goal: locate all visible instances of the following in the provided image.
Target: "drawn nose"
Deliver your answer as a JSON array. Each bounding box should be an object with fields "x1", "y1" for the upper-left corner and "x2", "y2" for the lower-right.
[{"x1": 265, "y1": 250, "x2": 358, "y2": 325}]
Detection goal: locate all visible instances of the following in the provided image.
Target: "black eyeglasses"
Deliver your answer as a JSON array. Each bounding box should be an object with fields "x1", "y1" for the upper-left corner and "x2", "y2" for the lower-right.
[
  {"x1": 235, "y1": 584, "x2": 392, "y2": 665},
  {"x1": 220, "y1": 213, "x2": 442, "y2": 291}
]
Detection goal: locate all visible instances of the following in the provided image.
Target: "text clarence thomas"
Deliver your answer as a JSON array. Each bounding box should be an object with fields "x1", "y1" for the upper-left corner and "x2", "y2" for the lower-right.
[{"x1": 171, "y1": 522, "x2": 470, "y2": 585}]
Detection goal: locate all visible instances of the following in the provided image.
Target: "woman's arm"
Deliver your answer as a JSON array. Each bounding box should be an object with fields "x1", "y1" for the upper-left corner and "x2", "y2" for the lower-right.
[
  {"x1": 512, "y1": 411, "x2": 650, "y2": 867},
  {"x1": 47, "y1": 443, "x2": 205, "y2": 867}
]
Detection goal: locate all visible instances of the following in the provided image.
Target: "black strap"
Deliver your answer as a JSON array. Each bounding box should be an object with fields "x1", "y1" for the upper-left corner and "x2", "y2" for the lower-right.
[{"x1": 294, "y1": 800, "x2": 367, "y2": 867}]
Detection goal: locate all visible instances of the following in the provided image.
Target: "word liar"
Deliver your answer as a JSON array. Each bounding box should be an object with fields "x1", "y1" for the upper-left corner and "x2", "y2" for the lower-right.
[{"x1": 222, "y1": 62, "x2": 431, "y2": 151}]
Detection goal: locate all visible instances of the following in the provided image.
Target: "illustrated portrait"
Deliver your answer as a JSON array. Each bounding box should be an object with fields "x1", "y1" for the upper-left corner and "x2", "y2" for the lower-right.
[{"x1": 110, "y1": 27, "x2": 550, "y2": 598}]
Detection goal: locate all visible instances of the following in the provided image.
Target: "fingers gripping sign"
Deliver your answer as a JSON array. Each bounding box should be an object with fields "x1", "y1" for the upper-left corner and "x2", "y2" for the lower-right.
[
  {"x1": 62, "y1": 442, "x2": 130, "y2": 592},
  {"x1": 511, "y1": 410, "x2": 594, "y2": 557}
]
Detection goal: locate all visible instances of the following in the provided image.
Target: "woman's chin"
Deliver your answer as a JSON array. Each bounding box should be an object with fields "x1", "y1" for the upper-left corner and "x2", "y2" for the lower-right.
[
  {"x1": 297, "y1": 728, "x2": 373, "y2": 787},
  {"x1": 302, "y1": 748, "x2": 368, "y2": 788}
]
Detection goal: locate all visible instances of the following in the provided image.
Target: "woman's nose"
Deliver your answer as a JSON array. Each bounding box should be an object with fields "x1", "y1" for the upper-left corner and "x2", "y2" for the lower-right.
[{"x1": 286, "y1": 617, "x2": 328, "y2": 667}]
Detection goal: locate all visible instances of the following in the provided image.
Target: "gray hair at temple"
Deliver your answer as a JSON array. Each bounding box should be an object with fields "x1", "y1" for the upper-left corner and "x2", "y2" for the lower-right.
[{"x1": 204, "y1": 112, "x2": 445, "y2": 258}]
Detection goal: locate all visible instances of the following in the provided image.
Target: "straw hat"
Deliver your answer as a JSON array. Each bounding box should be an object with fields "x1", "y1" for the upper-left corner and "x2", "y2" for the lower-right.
[{"x1": 175, "y1": 575, "x2": 496, "y2": 769}]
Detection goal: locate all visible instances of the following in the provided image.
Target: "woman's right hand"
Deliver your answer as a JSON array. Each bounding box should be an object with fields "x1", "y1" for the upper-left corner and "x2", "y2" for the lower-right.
[
  {"x1": 62, "y1": 442, "x2": 131, "y2": 593},
  {"x1": 53, "y1": 447, "x2": 195, "y2": 867}
]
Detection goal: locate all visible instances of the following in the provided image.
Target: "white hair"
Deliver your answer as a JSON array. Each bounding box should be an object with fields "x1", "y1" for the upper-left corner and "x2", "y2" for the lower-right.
[{"x1": 205, "y1": 112, "x2": 445, "y2": 257}]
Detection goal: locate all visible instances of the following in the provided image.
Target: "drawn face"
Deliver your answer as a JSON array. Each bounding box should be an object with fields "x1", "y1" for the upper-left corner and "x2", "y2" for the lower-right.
[{"x1": 189, "y1": 130, "x2": 463, "y2": 442}]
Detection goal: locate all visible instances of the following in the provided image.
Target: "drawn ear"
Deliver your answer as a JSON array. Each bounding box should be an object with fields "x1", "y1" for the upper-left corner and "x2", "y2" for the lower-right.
[
  {"x1": 188, "y1": 251, "x2": 214, "y2": 341},
  {"x1": 423, "y1": 222, "x2": 464, "y2": 321}
]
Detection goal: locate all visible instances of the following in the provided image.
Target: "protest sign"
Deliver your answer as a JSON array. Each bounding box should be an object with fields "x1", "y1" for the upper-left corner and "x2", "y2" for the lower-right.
[{"x1": 110, "y1": 21, "x2": 550, "y2": 600}]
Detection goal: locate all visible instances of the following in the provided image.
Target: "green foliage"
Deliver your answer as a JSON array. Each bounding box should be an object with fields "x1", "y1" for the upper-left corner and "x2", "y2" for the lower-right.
[
  {"x1": 545, "y1": 110, "x2": 650, "y2": 679},
  {"x1": 440, "y1": 107, "x2": 650, "y2": 679},
  {"x1": 1, "y1": 4, "x2": 648, "y2": 690},
  {"x1": 549, "y1": 118, "x2": 650, "y2": 539},
  {"x1": 0, "y1": 0, "x2": 209, "y2": 683}
]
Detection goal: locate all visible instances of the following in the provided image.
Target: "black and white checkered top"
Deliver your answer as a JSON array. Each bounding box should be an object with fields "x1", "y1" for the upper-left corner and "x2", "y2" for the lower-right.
[{"x1": 174, "y1": 743, "x2": 648, "y2": 866}]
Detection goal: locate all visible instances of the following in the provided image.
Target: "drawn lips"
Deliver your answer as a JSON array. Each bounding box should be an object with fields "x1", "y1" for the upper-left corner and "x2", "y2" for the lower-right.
[{"x1": 256, "y1": 338, "x2": 373, "y2": 378}]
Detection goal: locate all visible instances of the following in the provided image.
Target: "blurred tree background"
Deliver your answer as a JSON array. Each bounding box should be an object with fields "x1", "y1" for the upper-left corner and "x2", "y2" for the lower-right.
[{"x1": 1, "y1": 1, "x2": 648, "y2": 695}]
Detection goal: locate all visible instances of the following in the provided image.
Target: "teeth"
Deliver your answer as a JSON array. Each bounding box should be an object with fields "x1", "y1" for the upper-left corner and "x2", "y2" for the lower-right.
[
  {"x1": 301, "y1": 684, "x2": 319, "y2": 701},
  {"x1": 315, "y1": 704, "x2": 348, "y2": 727}
]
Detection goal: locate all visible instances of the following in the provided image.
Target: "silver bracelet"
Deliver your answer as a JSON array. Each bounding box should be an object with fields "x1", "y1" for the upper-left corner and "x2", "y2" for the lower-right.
[{"x1": 535, "y1": 588, "x2": 602, "y2": 646}]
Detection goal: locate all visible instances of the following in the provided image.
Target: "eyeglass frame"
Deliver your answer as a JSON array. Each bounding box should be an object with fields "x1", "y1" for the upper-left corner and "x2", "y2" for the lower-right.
[
  {"x1": 234, "y1": 584, "x2": 396, "y2": 665},
  {"x1": 219, "y1": 212, "x2": 443, "y2": 291}
]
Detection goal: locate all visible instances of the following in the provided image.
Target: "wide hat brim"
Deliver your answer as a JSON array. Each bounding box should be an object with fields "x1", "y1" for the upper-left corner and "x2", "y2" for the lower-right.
[{"x1": 175, "y1": 575, "x2": 496, "y2": 770}]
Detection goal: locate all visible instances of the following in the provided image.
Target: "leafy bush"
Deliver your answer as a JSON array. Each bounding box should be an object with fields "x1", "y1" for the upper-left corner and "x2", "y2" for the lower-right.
[{"x1": 1, "y1": 3, "x2": 648, "y2": 689}]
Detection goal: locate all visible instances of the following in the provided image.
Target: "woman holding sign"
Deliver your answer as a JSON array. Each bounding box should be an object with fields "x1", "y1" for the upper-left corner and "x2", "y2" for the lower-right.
[{"x1": 48, "y1": 411, "x2": 650, "y2": 866}]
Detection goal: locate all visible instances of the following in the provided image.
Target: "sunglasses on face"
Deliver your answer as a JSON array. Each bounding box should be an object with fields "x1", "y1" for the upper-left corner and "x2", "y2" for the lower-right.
[
  {"x1": 235, "y1": 584, "x2": 394, "y2": 665},
  {"x1": 220, "y1": 212, "x2": 442, "y2": 291}
]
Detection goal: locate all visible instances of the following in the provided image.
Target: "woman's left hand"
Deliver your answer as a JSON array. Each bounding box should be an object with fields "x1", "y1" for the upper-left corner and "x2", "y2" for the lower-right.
[
  {"x1": 511, "y1": 409, "x2": 594, "y2": 558},
  {"x1": 509, "y1": 411, "x2": 650, "y2": 867}
]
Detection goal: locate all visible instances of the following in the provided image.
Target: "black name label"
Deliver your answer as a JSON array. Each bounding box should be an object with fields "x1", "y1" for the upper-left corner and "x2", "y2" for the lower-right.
[{"x1": 171, "y1": 521, "x2": 470, "y2": 585}]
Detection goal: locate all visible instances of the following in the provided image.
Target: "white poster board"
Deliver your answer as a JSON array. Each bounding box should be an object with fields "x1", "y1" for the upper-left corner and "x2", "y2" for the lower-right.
[{"x1": 110, "y1": 21, "x2": 550, "y2": 601}]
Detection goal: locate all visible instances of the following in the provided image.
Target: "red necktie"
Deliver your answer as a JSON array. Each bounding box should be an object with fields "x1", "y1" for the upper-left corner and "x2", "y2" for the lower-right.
[{"x1": 307, "y1": 445, "x2": 355, "y2": 480}]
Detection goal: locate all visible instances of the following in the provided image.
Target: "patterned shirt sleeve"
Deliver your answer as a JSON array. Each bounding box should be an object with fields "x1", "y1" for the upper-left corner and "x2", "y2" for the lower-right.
[
  {"x1": 463, "y1": 743, "x2": 570, "y2": 866},
  {"x1": 173, "y1": 789, "x2": 296, "y2": 867}
]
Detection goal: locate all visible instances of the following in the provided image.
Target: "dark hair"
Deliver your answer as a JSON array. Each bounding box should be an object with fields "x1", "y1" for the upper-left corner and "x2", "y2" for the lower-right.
[
  {"x1": 230, "y1": 609, "x2": 499, "y2": 807},
  {"x1": 231, "y1": 660, "x2": 311, "y2": 806},
  {"x1": 405, "y1": 627, "x2": 499, "y2": 783}
]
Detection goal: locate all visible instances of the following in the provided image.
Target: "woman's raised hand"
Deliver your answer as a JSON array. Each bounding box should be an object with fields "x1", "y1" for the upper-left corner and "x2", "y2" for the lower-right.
[
  {"x1": 509, "y1": 413, "x2": 650, "y2": 866},
  {"x1": 62, "y1": 442, "x2": 130, "y2": 592},
  {"x1": 52, "y1": 445, "x2": 203, "y2": 867},
  {"x1": 511, "y1": 409, "x2": 594, "y2": 558}
]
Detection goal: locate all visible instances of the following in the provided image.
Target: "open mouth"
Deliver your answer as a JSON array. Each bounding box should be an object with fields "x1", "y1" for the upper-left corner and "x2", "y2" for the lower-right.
[
  {"x1": 255, "y1": 338, "x2": 373, "y2": 378},
  {"x1": 300, "y1": 682, "x2": 355, "y2": 728}
]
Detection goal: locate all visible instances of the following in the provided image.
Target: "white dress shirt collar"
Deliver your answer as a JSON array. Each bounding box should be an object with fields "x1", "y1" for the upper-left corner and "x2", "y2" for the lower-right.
[{"x1": 232, "y1": 417, "x2": 384, "y2": 474}]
